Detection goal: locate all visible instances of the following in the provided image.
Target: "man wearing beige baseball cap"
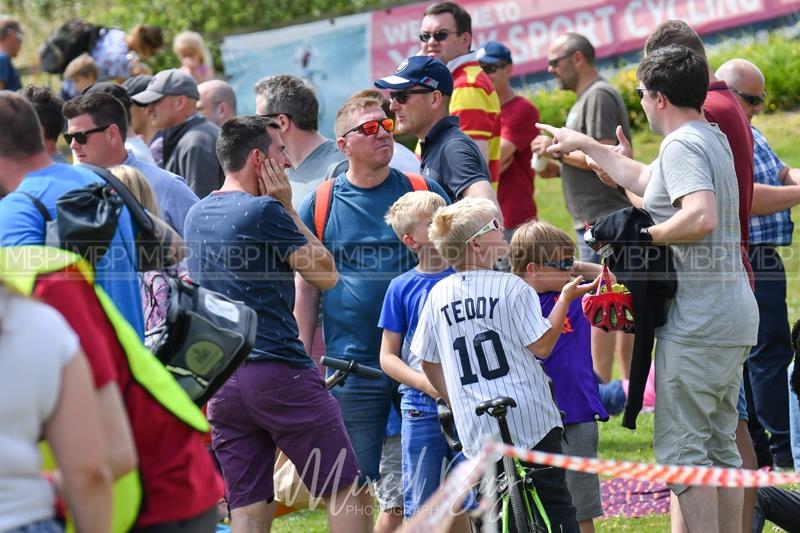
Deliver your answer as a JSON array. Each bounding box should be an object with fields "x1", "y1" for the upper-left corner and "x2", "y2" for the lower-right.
[{"x1": 132, "y1": 68, "x2": 223, "y2": 198}]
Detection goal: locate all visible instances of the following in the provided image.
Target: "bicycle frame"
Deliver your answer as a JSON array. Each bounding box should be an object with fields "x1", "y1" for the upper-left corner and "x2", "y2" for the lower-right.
[{"x1": 499, "y1": 456, "x2": 552, "y2": 533}]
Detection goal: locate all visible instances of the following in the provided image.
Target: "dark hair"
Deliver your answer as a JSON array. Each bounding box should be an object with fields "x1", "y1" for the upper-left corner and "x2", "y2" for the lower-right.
[
  {"x1": 562, "y1": 33, "x2": 596, "y2": 65},
  {"x1": 0, "y1": 91, "x2": 44, "y2": 157},
  {"x1": 132, "y1": 24, "x2": 164, "y2": 52},
  {"x1": 216, "y1": 115, "x2": 280, "y2": 173},
  {"x1": 254, "y1": 75, "x2": 319, "y2": 131},
  {"x1": 424, "y1": 2, "x2": 472, "y2": 35},
  {"x1": 637, "y1": 45, "x2": 708, "y2": 113},
  {"x1": 0, "y1": 17, "x2": 21, "y2": 40},
  {"x1": 62, "y1": 93, "x2": 128, "y2": 139},
  {"x1": 83, "y1": 82, "x2": 133, "y2": 124},
  {"x1": 22, "y1": 85, "x2": 64, "y2": 142},
  {"x1": 644, "y1": 20, "x2": 706, "y2": 59}
]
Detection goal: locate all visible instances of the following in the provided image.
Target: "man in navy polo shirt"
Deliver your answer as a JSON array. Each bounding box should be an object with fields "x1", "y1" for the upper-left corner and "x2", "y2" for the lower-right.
[{"x1": 375, "y1": 56, "x2": 498, "y2": 210}]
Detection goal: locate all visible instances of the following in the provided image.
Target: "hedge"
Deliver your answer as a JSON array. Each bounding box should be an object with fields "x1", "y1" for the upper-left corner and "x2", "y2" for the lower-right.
[{"x1": 527, "y1": 31, "x2": 800, "y2": 132}]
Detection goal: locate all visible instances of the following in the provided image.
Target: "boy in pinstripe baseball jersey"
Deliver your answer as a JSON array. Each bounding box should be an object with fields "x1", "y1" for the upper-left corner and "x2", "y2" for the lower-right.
[{"x1": 410, "y1": 198, "x2": 597, "y2": 531}]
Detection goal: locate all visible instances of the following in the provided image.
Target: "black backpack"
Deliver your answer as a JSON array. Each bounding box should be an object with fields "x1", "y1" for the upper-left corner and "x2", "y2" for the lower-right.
[{"x1": 39, "y1": 19, "x2": 102, "y2": 74}]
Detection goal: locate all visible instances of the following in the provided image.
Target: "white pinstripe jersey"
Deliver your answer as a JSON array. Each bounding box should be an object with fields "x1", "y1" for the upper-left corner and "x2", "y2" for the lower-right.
[{"x1": 410, "y1": 270, "x2": 563, "y2": 459}]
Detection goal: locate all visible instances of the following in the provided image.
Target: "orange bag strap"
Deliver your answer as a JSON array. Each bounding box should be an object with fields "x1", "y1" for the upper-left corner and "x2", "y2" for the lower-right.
[
  {"x1": 313, "y1": 178, "x2": 335, "y2": 241},
  {"x1": 314, "y1": 172, "x2": 428, "y2": 241}
]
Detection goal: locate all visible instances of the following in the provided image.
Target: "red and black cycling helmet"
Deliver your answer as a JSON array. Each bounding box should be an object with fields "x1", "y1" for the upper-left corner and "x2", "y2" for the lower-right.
[{"x1": 581, "y1": 266, "x2": 635, "y2": 333}]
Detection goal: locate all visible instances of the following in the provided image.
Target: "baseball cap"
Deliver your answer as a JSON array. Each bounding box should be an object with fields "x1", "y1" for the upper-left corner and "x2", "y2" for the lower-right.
[
  {"x1": 83, "y1": 82, "x2": 131, "y2": 110},
  {"x1": 374, "y1": 56, "x2": 454, "y2": 96},
  {"x1": 477, "y1": 41, "x2": 512, "y2": 64},
  {"x1": 122, "y1": 75, "x2": 153, "y2": 103},
  {"x1": 130, "y1": 68, "x2": 199, "y2": 105}
]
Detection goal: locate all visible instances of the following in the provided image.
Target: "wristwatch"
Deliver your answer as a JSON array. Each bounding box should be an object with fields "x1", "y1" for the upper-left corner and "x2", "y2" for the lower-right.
[{"x1": 640, "y1": 227, "x2": 653, "y2": 243}]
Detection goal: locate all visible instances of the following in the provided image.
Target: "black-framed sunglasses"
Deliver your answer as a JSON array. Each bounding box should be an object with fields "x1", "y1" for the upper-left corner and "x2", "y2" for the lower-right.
[
  {"x1": 635, "y1": 87, "x2": 645, "y2": 99},
  {"x1": 389, "y1": 89, "x2": 434, "y2": 104},
  {"x1": 541, "y1": 257, "x2": 575, "y2": 271},
  {"x1": 547, "y1": 52, "x2": 574, "y2": 68},
  {"x1": 63, "y1": 124, "x2": 112, "y2": 145},
  {"x1": 731, "y1": 88, "x2": 766, "y2": 106},
  {"x1": 344, "y1": 117, "x2": 395, "y2": 137},
  {"x1": 419, "y1": 30, "x2": 457, "y2": 42},
  {"x1": 480, "y1": 63, "x2": 508, "y2": 74}
]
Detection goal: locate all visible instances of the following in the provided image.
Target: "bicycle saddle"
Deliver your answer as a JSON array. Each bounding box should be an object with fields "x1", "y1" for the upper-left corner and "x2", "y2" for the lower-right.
[{"x1": 475, "y1": 396, "x2": 517, "y2": 417}]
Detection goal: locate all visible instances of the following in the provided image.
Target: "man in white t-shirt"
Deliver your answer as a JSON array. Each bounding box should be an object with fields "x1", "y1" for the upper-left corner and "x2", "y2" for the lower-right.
[{"x1": 539, "y1": 44, "x2": 758, "y2": 533}]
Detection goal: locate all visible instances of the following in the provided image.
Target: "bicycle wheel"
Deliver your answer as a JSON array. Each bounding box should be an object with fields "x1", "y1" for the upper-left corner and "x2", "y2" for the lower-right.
[{"x1": 502, "y1": 456, "x2": 533, "y2": 533}]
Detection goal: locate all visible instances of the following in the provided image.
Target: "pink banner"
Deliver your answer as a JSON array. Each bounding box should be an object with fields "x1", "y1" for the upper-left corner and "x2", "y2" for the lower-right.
[{"x1": 371, "y1": 0, "x2": 800, "y2": 79}]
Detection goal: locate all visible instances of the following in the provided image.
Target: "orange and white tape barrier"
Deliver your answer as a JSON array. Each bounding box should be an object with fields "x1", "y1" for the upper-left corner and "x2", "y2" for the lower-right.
[
  {"x1": 488, "y1": 441, "x2": 800, "y2": 488},
  {"x1": 399, "y1": 439, "x2": 800, "y2": 533}
]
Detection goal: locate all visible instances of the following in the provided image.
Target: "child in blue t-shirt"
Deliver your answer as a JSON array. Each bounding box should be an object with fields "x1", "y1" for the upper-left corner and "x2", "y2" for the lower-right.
[
  {"x1": 510, "y1": 220, "x2": 610, "y2": 532},
  {"x1": 378, "y1": 191, "x2": 459, "y2": 518}
]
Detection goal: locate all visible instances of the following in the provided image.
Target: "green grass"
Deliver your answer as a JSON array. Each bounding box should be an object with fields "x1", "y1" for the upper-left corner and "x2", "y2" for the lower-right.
[{"x1": 272, "y1": 111, "x2": 800, "y2": 532}]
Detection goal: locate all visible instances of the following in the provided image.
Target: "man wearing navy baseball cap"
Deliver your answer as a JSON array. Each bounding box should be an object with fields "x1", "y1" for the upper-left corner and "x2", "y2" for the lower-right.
[
  {"x1": 375, "y1": 55, "x2": 499, "y2": 208},
  {"x1": 478, "y1": 41, "x2": 541, "y2": 239}
]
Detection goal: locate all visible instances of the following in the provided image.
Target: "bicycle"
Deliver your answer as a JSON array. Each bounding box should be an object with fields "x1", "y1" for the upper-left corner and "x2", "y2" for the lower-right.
[{"x1": 475, "y1": 396, "x2": 552, "y2": 533}]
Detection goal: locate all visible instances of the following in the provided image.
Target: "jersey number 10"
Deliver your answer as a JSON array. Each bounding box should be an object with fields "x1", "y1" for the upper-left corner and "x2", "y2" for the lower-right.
[{"x1": 454, "y1": 330, "x2": 510, "y2": 385}]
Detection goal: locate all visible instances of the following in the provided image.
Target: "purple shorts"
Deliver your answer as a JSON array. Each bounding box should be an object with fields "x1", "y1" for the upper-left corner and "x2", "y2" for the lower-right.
[{"x1": 207, "y1": 360, "x2": 360, "y2": 510}]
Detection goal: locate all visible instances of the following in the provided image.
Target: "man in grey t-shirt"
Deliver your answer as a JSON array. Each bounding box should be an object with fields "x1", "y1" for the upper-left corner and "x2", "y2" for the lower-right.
[
  {"x1": 255, "y1": 74, "x2": 346, "y2": 209},
  {"x1": 532, "y1": 32, "x2": 631, "y2": 261},
  {"x1": 539, "y1": 45, "x2": 758, "y2": 533}
]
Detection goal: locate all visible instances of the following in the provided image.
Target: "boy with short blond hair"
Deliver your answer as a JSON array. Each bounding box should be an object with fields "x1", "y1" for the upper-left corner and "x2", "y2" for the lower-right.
[
  {"x1": 511, "y1": 220, "x2": 608, "y2": 533},
  {"x1": 64, "y1": 53, "x2": 99, "y2": 94},
  {"x1": 379, "y1": 190, "x2": 461, "y2": 518}
]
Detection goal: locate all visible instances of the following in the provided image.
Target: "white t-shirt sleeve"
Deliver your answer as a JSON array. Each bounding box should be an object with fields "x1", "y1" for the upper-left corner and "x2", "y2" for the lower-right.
[
  {"x1": 511, "y1": 284, "x2": 551, "y2": 347},
  {"x1": 410, "y1": 297, "x2": 440, "y2": 364}
]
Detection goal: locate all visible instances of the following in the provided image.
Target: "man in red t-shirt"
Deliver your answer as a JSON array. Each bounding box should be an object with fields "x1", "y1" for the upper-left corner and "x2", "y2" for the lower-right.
[
  {"x1": 34, "y1": 267, "x2": 223, "y2": 531},
  {"x1": 478, "y1": 40, "x2": 540, "y2": 236}
]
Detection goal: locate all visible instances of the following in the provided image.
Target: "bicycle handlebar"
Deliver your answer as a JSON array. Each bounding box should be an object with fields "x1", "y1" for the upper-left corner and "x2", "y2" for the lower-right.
[{"x1": 321, "y1": 356, "x2": 384, "y2": 380}]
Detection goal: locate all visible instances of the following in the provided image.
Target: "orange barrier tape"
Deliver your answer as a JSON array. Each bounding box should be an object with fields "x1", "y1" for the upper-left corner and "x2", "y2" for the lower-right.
[
  {"x1": 399, "y1": 440, "x2": 800, "y2": 533},
  {"x1": 489, "y1": 441, "x2": 800, "y2": 488}
]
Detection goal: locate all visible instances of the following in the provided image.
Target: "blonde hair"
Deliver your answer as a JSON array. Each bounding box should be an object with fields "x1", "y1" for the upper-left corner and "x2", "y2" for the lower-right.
[
  {"x1": 509, "y1": 221, "x2": 575, "y2": 274},
  {"x1": 173, "y1": 31, "x2": 213, "y2": 69},
  {"x1": 384, "y1": 191, "x2": 446, "y2": 240},
  {"x1": 109, "y1": 165, "x2": 160, "y2": 216},
  {"x1": 429, "y1": 198, "x2": 498, "y2": 268},
  {"x1": 334, "y1": 96, "x2": 384, "y2": 138},
  {"x1": 64, "y1": 54, "x2": 98, "y2": 81}
]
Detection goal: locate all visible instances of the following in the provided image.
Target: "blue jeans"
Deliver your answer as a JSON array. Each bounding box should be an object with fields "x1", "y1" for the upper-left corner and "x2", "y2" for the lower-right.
[
  {"x1": 789, "y1": 362, "x2": 800, "y2": 469},
  {"x1": 746, "y1": 245, "x2": 793, "y2": 466},
  {"x1": 6, "y1": 519, "x2": 62, "y2": 533},
  {"x1": 329, "y1": 372, "x2": 393, "y2": 485},
  {"x1": 401, "y1": 408, "x2": 466, "y2": 516}
]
